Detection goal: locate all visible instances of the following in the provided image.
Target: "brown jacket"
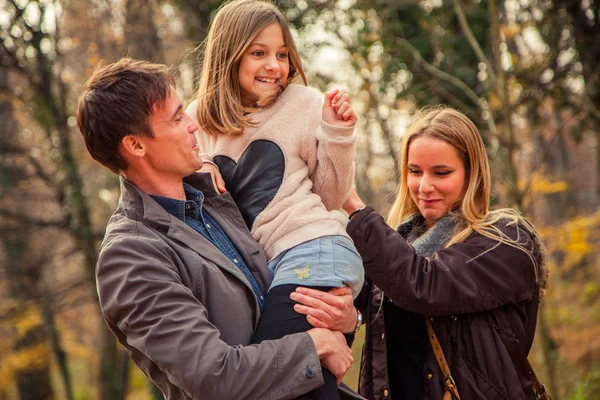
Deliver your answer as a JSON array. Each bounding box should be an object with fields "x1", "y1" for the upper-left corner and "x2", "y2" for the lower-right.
[
  {"x1": 97, "y1": 174, "x2": 323, "y2": 399},
  {"x1": 349, "y1": 208, "x2": 543, "y2": 400}
]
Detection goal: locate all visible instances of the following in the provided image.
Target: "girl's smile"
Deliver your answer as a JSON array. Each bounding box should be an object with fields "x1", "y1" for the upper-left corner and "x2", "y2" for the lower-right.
[{"x1": 238, "y1": 23, "x2": 289, "y2": 106}]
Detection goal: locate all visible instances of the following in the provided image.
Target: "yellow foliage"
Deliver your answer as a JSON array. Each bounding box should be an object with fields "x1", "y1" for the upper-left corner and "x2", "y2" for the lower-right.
[
  {"x1": 488, "y1": 92, "x2": 503, "y2": 111},
  {"x1": 583, "y1": 282, "x2": 600, "y2": 305},
  {"x1": 14, "y1": 306, "x2": 44, "y2": 338},
  {"x1": 0, "y1": 343, "x2": 51, "y2": 390},
  {"x1": 539, "y1": 210, "x2": 600, "y2": 271},
  {"x1": 530, "y1": 178, "x2": 569, "y2": 194},
  {"x1": 501, "y1": 24, "x2": 522, "y2": 39}
]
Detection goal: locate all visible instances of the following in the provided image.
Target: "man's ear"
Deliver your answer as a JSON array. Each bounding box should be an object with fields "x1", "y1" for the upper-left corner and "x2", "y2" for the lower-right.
[{"x1": 120, "y1": 134, "x2": 146, "y2": 159}]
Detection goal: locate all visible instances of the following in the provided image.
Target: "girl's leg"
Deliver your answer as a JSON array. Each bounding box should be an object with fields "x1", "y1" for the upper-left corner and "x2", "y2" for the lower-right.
[{"x1": 253, "y1": 284, "x2": 340, "y2": 400}]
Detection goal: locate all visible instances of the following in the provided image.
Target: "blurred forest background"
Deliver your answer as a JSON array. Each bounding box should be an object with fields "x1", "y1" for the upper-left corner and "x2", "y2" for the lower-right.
[{"x1": 1, "y1": 0, "x2": 600, "y2": 399}]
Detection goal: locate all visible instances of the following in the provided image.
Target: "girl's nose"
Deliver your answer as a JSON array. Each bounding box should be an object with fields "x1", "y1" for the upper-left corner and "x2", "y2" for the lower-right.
[{"x1": 265, "y1": 56, "x2": 280, "y2": 71}]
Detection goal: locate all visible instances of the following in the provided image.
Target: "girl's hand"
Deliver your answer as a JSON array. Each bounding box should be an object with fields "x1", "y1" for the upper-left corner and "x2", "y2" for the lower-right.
[
  {"x1": 291, "y1": 286, "x2": 358, "y2": 333},
  {"x1": 198, "y1": 162, "x2": 227, "y2": 194},
  {"x1": 322, "y1": 89, "x2": 357, "y2": 128}
]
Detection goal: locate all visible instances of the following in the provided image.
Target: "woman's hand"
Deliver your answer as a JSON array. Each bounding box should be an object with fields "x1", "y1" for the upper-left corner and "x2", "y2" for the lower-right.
[
  {"x1": 198, "y1": 162, "x2": 226, "y2": 194},
  {"x1": 291, "y1": 286, "x2": 357, "y2": 333},
  {"x1": 342, "y1": 188, "x2": 366, "y2": 218}
]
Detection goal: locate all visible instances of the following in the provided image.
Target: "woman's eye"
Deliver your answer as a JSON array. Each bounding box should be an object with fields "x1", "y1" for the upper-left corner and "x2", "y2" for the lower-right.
[
  {"x1": 408, "y1": 169, "x2": 422, "y2": 175},
  {"x1": 436, "y1": 170, "x2": 452, "y2": 176}
]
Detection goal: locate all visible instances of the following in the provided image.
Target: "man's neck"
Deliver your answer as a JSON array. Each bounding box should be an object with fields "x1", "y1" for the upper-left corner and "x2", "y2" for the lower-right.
[{"x1": 123, "y1": 171, "x2": 186, "y2": 200}]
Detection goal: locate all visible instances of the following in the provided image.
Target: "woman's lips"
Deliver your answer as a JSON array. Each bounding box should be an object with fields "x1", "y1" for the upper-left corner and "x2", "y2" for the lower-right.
[{"x1": 420, "y1": 199, "x2": 441, "y2": 207}]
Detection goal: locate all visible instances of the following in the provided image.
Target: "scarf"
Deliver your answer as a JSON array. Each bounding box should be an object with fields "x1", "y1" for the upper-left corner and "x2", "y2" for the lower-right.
[{"x1": 398, "y1": 214, "x2": 459, "y2": 256}]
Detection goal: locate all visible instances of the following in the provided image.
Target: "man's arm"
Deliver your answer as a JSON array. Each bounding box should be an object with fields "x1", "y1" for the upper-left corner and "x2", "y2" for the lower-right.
[{"x1": 98, "y1": 236, "x2": 351, "y2": 400}]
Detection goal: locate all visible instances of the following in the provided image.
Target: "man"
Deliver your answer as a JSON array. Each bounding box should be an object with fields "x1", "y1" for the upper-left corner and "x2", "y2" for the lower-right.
[{"x1": 77, "y1": 58, "x2": 354, "y2": 399}]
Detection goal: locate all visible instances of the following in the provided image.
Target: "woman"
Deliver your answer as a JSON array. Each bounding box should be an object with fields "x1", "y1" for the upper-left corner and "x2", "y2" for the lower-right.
[
  {"x1": 293, "y1": 106, "x2": 548, "y2": 399},
  {"x1": 341, "y1": 107, "x2": 549, "y2": 399}
]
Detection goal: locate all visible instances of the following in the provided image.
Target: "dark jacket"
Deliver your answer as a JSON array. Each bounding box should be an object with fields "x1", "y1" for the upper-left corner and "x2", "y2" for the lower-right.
[
  {"x1": 349, "y1": 207, "x2": 543, "y2": 400},
  {"x1": 97, "y1": 174, "x2": 323, "y2": 400}
]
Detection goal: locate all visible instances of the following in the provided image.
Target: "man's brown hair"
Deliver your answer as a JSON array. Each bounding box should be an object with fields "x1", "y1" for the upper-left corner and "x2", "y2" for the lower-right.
[{"x1": 77, "y1": 58, "x2": 175, "y2": 174}]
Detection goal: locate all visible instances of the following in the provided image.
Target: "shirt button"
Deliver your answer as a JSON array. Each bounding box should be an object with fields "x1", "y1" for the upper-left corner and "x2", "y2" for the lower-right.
[
  {"x1": 233, "y1": 259, "x2": 238, "y2": 264},
  {"x1": 381, "y1": 333, "x2": 385, "y2": 340},
  {"x1": 185, "y1": 204, "x2": 191, "y2": 209},
  {"x1": 260, "y1": 296, "x2": 264, "y2": 300},
  {"x1": 207, "y1": 223, "x2": 211, "y2": 228},
  {"x1": 427, "y1": 373, "x2": 433, "y2": 379},
  {"x1": 383, "y1": 389, "x2": 389, "y2": 397},
  {"x1": 306, "y1": 368, "x2": 315, "y2": 378}
]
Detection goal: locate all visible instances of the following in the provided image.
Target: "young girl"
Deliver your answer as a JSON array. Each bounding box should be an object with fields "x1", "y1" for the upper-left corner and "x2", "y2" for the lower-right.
[{"x1": 186, "y1": 0, "x2": 363, "y2": 397}]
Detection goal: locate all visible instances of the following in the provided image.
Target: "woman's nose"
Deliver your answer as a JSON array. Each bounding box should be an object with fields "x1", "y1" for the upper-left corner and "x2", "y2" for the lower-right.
[{"x1": 419, "y1": 175, "x2": 434, "y2": 193}]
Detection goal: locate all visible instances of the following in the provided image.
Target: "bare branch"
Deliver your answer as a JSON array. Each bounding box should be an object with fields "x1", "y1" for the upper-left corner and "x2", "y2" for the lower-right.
[
  {"x1": 452, "y1": 0, "x2": 497, "y2": 85},
  {"x1": 396, "y1": 37, "x2": 498, "y2": 137}
]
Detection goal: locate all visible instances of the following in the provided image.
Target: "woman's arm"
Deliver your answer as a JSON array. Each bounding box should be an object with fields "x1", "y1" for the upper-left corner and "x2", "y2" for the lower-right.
[{"x1": 348, "y1": 208, "x2": 538, "y2": 316}]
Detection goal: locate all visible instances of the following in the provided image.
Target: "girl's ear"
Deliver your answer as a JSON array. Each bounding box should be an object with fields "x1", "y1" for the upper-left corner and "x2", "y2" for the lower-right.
[{"x1": 120, "y1": 135, "x2": 146, "y2": 159}]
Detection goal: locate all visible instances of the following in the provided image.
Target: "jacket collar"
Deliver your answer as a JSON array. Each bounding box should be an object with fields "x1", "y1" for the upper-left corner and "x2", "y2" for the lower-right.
[{"x1": 118, "y1": 174, "x2": 263, "y2": 317}]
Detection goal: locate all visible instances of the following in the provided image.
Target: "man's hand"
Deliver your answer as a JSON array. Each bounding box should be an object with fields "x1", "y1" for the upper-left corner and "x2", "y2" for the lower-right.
[
  {"x1": 198, "y1": 162, "x2": 226, "y2": 194},
  {"x1": 307, "y1": 328, "x2": 353, "y2": 384},
  {"x1": 291, "y1": 287, "x2": 357, "y2": 333},
  {"x1": 322, "y1": 89, "x2": 357, "y2": 128}
]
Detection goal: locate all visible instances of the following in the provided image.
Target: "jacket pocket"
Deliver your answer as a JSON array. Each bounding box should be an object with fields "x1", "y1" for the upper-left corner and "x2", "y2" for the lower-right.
[{"x1": 459, "y1": 356, "x2": 509, "y2": 400}]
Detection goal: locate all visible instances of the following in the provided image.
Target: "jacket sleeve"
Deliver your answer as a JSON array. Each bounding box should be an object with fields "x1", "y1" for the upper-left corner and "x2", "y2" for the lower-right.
[
  {"x1": 97, "y1": 236, "x2": 323, "y2": 400},
  {"x1": 301, "y1": 90, "x2": 356, "y2": 211},
  {"x1": 347, "y1": 207, "x2": 538, "y2": 316}
]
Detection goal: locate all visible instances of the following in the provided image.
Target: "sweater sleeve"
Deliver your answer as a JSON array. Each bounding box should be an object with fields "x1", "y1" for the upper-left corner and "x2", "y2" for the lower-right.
[
  {"x1": 186, "y1": 99, "x2": 215, "y2": 163},
  {"x1": 300, "y1": 88, "x2": 356, "y2": 211},
  {"x1": 347, "y1": 207, "x2": 538, "y2": 316},
  {"x1": 98, "y1": 236, "x2": 323, "y2": 400}
]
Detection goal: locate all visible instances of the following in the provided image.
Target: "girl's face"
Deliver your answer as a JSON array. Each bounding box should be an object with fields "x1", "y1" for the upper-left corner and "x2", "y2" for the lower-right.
[
  {"x1": 406, "y1": 136, "x2": 467, "y2": 229},
  {"x1": 238, "y1": 22, "x2": 290, "y2": 107}
]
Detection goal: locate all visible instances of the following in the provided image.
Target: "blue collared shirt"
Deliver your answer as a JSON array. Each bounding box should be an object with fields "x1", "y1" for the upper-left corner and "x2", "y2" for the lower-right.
[{"x1": 151, "y1": 183, "x2": 264, "y2": 310}]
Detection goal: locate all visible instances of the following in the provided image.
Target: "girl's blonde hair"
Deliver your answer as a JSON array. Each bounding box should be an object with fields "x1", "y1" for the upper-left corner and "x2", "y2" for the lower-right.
[
  {"x1": 195, "y1": 0, "x2": 307, "y2": 135},
  {"x1": 388, "y1": 106, "x2": 546, "y2": 285}
]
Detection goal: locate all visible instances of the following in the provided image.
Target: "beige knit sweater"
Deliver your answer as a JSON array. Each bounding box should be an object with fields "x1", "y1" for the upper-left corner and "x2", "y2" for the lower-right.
[{"x1": 186, "y1": 85, "x2": 356, "y2": 261}]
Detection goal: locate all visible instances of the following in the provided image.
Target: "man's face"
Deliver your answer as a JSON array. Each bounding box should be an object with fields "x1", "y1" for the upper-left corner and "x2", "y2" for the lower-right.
[{"x1": 141, "y1": 86, "x2": 202, "y2": 179}]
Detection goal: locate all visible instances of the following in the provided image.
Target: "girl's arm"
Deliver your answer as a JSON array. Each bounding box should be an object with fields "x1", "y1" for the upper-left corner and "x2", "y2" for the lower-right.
[{"x1": 303, "y1": 89, "x2": 358, "y2": 211}]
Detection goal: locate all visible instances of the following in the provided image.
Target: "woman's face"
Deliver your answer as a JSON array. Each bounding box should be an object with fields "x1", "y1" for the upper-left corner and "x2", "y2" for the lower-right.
[
  {"x1": 238, "y1": 23, "x2": 290, "y2": 107},
  {"x1": 406, "y1": 136, "x2": 467, "y2": 229}
]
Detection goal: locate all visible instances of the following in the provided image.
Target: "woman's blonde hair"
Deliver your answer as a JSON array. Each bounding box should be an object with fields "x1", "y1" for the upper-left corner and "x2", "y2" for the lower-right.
[
  {"x1": 387, "y1": 106, "x2": 546, "y2": 285},
  {"x1": 195, "y1": 0, "x2": 307, "y2": 135}
]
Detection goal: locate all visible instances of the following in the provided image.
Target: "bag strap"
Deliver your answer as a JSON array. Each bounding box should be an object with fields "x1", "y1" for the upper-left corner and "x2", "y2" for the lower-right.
[
  {"x1": 526, "y1": 358, "x2": 551, "y2": 399},
  {"x1": 424, "y1": 316, "x2": 461, "y2": 400}
]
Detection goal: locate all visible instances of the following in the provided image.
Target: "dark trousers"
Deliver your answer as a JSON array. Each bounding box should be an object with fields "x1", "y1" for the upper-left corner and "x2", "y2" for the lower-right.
[{"x1": 253, "y1": 284, "x2": 340, "y2": 400}]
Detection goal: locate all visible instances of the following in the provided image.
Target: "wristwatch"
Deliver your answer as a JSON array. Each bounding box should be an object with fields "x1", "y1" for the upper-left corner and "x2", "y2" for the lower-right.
[{"x1": 353, "y1": 308, "x2": 363, "y2": 334}]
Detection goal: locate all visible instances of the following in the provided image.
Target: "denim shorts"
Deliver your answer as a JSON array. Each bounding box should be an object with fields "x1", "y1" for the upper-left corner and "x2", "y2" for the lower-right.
[{"x1": 268, "y1": 235, "x2": 364, "y2": 298}]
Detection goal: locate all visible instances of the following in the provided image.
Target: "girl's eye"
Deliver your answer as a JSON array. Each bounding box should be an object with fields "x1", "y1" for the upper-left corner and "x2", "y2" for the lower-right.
[
  {"x1": 251, "y1": 50, "x2": 264, "y2": 57},
  {"x1": 277, "y1": 52, "x2": 288, "y2": 60},
  {"x1": 408, "y1": 169, "x2": 422, "y2": 175}
]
